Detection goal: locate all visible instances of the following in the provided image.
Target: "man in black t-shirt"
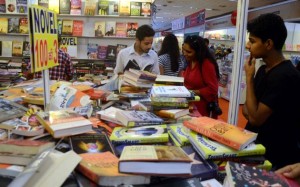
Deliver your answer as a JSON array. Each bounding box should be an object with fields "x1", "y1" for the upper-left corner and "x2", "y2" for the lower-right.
[{"x1": 243, "y1": 13, "x2": 300, "y2": 170}]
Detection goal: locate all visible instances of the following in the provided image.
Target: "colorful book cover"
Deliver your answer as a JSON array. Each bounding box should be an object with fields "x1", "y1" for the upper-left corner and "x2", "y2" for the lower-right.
[
  {"x1": 60, "y1": 36, "x2": 77, "y2": 58},
  {"x1": 183, "y1": 116, "x2": 258, "y2": 150},
  {"x1": 16, "y1": 0, "x2": 27, "y2": 13},
  {"x1": 70, "y1": 0, "x2": 81, "y2": 15},
  {"x1": 106, "y1": 45, "x2": 117, "y2": 60},
  {"x1": 98, "y1": 0, "x2": 108, "y2": 15},
  {"x1": 12, "y1": 41, "x2": 23, "y2": 57},
  {"x1": 87, "y1": 43, "x2": 98, "y2": 59},
  {"x1": 127, "y1": 22, "x2": 138, "y2": 37},
  {"x1": 1, "y1": 41, "x2": 12, "y2": 57},
  {"x1": 115, "y1": 22, "x2": 127, "y2": 37},
  {"x1": 59, "y1": 0, "x2": 71, "y2": 14},
  {"x1": 72, "y1": 20, "x2": 83, "y2": 36},
  {"x1": 105, "y1": 21, "x2": 116, "y2": 36},
  {"x1": 70, "y1": 133, "x2": 114, "y2": 154},
  {"x1": 97, "y1": 45, "x2": 107, "y2": 60},
  {"x1": 22, "y1": 41, "x2": 30, "y2": 57},
  {"x1": 19, "y1": 18, "x2": 28, "y2": 34},
  {"x1": 110, "y1": 125, "x2": 169, "y2": 144},
  {"x1": 189, "y1": 131, "x2": 266, "y2": 160},
  {"x1": 6, "y1": 0, "x2": 17, "y2": 13},
  {"x1": 62, "y1": 20, "x2": 73, "y2": 35},
  {"x1": 116, "y1": 44, "x2": 127, "y2": 56},
  {"x1": 130, "y1": 1, "x2": 141, "y2": 16},
  {"x1": 115, "y1": 110, "x2": 163, "y2": 127},
  {"x1": 76, "y1": 152, "x2": 151, "y2": 186},
  {"x1": 0, "y1": 0, "x2": 5, "y2": 13},
  {"x1": 84, "y1": 0, "x2": 96, "y2": 15},
  {"x1": 48, "y1": 0, "x2": 59, "y2": 13},
  {"x1": 107, "y1": 0, "x2": 118, "y2": 15},
  {"x1": 141, "y1": 2, "x2": 151, "y2": 16},
  {"x1": 118, "y1": 0, "x2": 130, "y2": 16},
  {"x1": 38, "y1": 0, "x2": 49, "y2": 8},
  {"x1": 8, "y1": 18, "x2": 19, "y2": 33},
  {"x1": 169, "y1": 125, "x2": 190, "y2": 146},
  {"x1": 94, "y1": 21, "x2": 105, "y2": 37}
]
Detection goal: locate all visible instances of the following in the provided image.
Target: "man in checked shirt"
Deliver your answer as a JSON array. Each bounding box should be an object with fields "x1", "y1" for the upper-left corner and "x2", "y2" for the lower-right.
[{"x1": 34, "y1": 35, "x2": 74, "y2": 81}]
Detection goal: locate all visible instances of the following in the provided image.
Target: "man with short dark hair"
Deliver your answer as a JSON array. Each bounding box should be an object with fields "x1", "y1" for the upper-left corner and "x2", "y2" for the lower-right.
[
  {"x1": 204, "y1": 38, "x2": 215, "y2": 58},
  {"x1": 243, "y1": 13, "x2": 300, "y2": 170},
  {"x1": 114, "y1": 24, "x2": 159, "y2": 74}
]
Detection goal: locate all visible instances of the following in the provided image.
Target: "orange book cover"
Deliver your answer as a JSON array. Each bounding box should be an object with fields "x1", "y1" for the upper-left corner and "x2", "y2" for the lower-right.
[
  {"x1": 183, "y1": 117, "x2": 257, "y2": 150},
  {"x1": 72, "y1": 20, "x2": 83, "y2": 36}
]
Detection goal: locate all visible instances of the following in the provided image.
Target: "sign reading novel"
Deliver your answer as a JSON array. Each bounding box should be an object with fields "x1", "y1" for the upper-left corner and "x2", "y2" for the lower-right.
[{"x1": 28, "y1": 5, "x2": 58, "y2": 73}]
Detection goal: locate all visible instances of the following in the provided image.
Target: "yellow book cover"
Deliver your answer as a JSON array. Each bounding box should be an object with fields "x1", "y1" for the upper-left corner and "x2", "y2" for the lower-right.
[
  {"x1": 118, "y1": 0, "x2": 130, "y2": 16},
  {"x1": 184, "y1": 116, "x2": 257, "y2": 150},
  {"x1": 94, "y1": 21, "x2": 105, "y2": 37},
  {"x1": 19, "y1": 18, "x2": 28, "y2": 34},
  {"x1": 84, "y1": 0, "x2": 96, "y2": 15},
  {"x1": 0, "y1": 18, "x2": 8, "y2": 34},
  {"x1": 62, "y1": 20, "x2": 73, "y2": 35},
  {"x1": 12, "y1": 40, "x2": 23, "y2": 57}
]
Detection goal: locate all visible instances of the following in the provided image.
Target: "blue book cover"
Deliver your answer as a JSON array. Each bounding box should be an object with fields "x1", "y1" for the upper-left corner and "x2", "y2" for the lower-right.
[{"x1": 182, "y1": 146, "x2": 218, "y2": 180}]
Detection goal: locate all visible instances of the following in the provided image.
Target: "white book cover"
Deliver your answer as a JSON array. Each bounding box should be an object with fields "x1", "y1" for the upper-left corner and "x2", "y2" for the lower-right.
[
  {"x1": 97, "y1": 106, "x2": 123, "y2": 125},
  {"x1": 2, "y1": 41, "x2": 13, "y2": 57},
  {"x1": 151, "y1": 86, "x2": 191, "y2": 97}
]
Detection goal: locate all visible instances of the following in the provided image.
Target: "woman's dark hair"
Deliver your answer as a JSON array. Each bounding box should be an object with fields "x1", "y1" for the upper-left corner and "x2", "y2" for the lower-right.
[
  {"x1": 158, "y1": 33, "x2": 180, "y2": 72},
  {"x1": 184, "y1": 35, "x2": 220, "y2": 79},
  {"x1": 247, "y1": 13, "x2": 287, "y2": 50}
]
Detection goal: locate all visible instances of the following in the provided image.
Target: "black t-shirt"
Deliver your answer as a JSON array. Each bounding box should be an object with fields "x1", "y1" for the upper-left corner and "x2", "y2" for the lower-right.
[{"x1": 245, "y1": 60, "x2": 300, "y2": 169}]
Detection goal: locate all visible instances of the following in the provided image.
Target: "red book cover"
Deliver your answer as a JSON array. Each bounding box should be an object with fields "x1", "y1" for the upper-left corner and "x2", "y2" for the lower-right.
[{"x1": 72, "y1": 20, "x2": 83, "y2": 36}]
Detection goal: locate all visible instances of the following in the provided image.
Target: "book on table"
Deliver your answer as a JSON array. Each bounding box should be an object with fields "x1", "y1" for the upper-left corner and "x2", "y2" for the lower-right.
[
  {"x1": 0, "y1": 98, "x2": 28, "y2": 123},
  {"x1": 151, "y1": 86, "x2": 192, "y2": 97},
  {"x1": 115, "y1": 110, "x2": 164, "y2": 127},
  {"x1": 69, "y1": 133, "x2": 115, "y2": 154},
  {"x1": 36, "y1": 110, "x2": 93, "y2": 138},
  {"x1": 8, "y1": 149, "x2": 81, "y2": 187},
  {"x1": 168, "y1": 124, "x2": 190, "y2": 146},
  {"x1": 119, "y1": 145, "x2": 193, "y2": 176},
  {"x1": 183, "y1": 116, "x2": 258, "y2": 150},
  {"x1": 109, "y1": 124, "x2": 169, "y2": 144},
  {"x1": 154, "y1": 108, "x2": 190, "y2": 119},
  {"x1": 76, "y1": 151, "x2": 150, "y2": 186},
  {"x1": 223, "y1": 161, "x2": 300, "y2": 187},
  {"x1": 0, "y1": 153, "x2": 35, "y2": 166},
  {"x1": 155, "y1": 74, "x2": 184, "y2": 86},
  {"x1": 188, "y1": 131, "x2": 265, "y2": 160},
  {"x1": 96, "y1": 106, "x2": 123, "y2": 125}
]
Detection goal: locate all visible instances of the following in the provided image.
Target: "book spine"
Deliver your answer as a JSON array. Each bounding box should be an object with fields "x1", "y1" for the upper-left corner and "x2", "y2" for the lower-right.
[
  {"x1": 151, "y1": 102, "x2": 189, "y2": 107},
  {"x1": 111, "y1": 137, "x2": 168, "y2": 144},
  {"x1": 152, "y1": 105, "x2": 189, "y2": 110},
  {"x1": 184, "y1": 121, "x2": 241, "y2": 150},
  {"x1": 154, "y1": 111, "x2": 175, "y2": 119},
  {"x1": 127, "y1": 121, "x2": 163, "y2": 127}
]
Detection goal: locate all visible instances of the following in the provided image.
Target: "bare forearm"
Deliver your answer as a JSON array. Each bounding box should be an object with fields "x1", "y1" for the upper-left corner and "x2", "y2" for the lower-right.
[{"x1": 245, "y1": 77, "x2": 259, "y2": 125}]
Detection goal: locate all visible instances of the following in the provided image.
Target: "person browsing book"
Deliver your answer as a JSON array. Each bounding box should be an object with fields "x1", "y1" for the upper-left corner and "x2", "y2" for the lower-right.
[
  {"x1": 242, "y1": 13, "x2": 300, "y2": 170},
  {"x1": 34, "y1": 35, "x2": 74, "y2": 81},
  {"x1": 158, "y1": 33, "x2": 184, "y2": 76},
  {"x1": 276, "y1": 163, "x2": 300, "y2": 184},
  {"x1": 182, "y1": 35, "x2": 220, "y2": 119},
  {"x1": 114, "y1": 24, "x2": 159, "y2": 75}
]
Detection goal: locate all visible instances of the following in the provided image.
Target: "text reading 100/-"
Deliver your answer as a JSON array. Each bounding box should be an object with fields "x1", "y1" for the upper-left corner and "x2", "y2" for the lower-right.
[{"x1": 34, "y1": 39, "x2": 58, "y2": 68}]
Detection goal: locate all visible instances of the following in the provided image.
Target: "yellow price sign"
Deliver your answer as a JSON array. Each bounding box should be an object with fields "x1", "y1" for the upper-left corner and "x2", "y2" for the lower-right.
[{"x1": 29, "y1": 5, "x2": 59, "y2": 73}]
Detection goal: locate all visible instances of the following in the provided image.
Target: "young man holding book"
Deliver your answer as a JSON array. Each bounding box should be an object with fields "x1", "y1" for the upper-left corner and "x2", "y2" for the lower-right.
[
  {"x1": 114, "y1": 24, "x2": 159, "y2": 75},
  {"x1": 243, "y1": 13, "x2": 300, "y2": 170}
]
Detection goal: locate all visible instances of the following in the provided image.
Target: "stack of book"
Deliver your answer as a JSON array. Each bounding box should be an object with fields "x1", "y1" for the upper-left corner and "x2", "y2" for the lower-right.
[{"x1": 122, "y1": 69, "x2": 157, "y2": 88}]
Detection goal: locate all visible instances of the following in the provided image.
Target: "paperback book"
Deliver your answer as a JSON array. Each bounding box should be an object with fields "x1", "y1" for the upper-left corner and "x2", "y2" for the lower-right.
[
  {"x1": 59, "y1": 0, "x2": 70, "y2": 14},
  {"x1": 84, "y1": 0, "x2": 96, "y2": 15},
  {"x1": 115, "y1": 22, "x2": 127, "y2": 37},
  {"x1": 0, "y1": 98, "x2": 28, "y2": 123},
  {"x1": 98, "y1": 0, "x2": 108, "y2": 15},
  {"x1": 105, "y1": 21, "x2": 116, "y2": 36},
  {"x1": 127, "y1": 22, "x2": 138, "y2": 37},
  {"x1": 168, "y1": 124, "x2": 190, "y2": 146},
  {"x1": 19, "y1": 18, "x2": 28, "y2": 34},
  {"x1": 141, "y1": 2, "x2": 151, "y2": 16},
  {"x1": 97, "y1": 45, "x2": 107, "y2": 60},
  {"x1": 87, "y1": 43, "x2": 99, "y2": 59},
  {"x1": 130, "y1": 1, "x2": 141, "y2": 16},
  {"x1": 62, "y1": 20, "x2": 73, "y2": 35},
  {"x1": 72, "y1": 20, "x2": 83, "y2": 36},
  {"x1": 94, "y1": 21, "x2": 105, "y2": 37},
  {"x1": 0, "y1": 18, "x2": 8, "y2": 34},
  {"x1": 70, "y1": 0, "x2": 81, "y2": 15},
  {"x1": 6, "y1": 0, "x2": 17, "y2": 13},
  {"x1": 97, "y1": 106, "x2": 123, "y2": 124},
  {"x1": 8, "y1": 18, "x2": 19, "y2": 33},
  {"x1": 118, "y1": 0, "x2": 130, "y2": 16},
  {"x1": 110, "y1": 124, "x2": 169, "y2": 144},
  {"x1": 151, "y1": 85, "x2": 192, "y2": 97},
  {"x1": 107, "y1": 0, "x2": 118, "y2": 15},
  {"x1": 106, "y1": 45, "x2": 117, "y2": 60},
  {"x1": 12, "y1": 41, "x2": 23, "y2": 57}
]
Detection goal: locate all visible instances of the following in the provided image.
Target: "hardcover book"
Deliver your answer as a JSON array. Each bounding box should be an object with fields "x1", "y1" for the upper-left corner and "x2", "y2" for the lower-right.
[
  {"x1": 0, "y1": 139, "x2": 54, "y2": 155},
  {"x1": 130, "y1": 1, "x2": 141, "y2": 16},
  {"x1": 151, "y1": 85, "x2": 192, "y2": 97},
  {"x1": 106, "y1": 45, "x2": 117, "y2": 60},
  {"x1": 6, "y1": 0, "x2": 17, "y2": 13},
  {"x1": 0, "y1": 98, "x2": 27, "y2": 123},
  {"x1": 189, "y1": 131, "x2": 266, "y2": 160},
  {"x1": 70, "y1": 0, "x2": 81, "y2": 15},
  {"x1": 107, "y1": 0, "x2": 118, "y2": 15},
  {"x1": 0, "y1": 18, "x2": 8, "y2": 34},
  {"x1": 141, "y1": 2, "x2": 151, "y2": 16},
  {"x1": 109, "y1": 124, "x2": 169, "y2": 144},
  {"x1": 97, "y1": 45, "x2": 107, "y2": 59},
  {"x1": 62, "y1": 20, "x2": 73, "y2": 35},
  {"x1": 70, "y1": 133, "x2": 115, "y2": 154},
  {"x1": 72, "y1": 20, "x2": 83, "y2": 36},
  {"x1": 18, "y1": 18, "x2": 28, "y2": 34},
  {"x1": 127, "y1": 22, "x2": 138, "y2": 37},
  {"x1": 115, "y1": 110, "x2": 164, "y2": 127},
  {"x1": 76, "y1": 152, "x2": 151, "y2": 186},
  {"x1": 36, "y1": 110, "x2": 92, "y2": 138},
  {"x1": 59, "y1": 0, "x2": 70, "y2": 14},
  {"x1": 87, "y1": 43, "x2": 99, "y2": 59},
  {"x1": 115, "y1": 22, "x2": 127, "y2": 37},
  {"x1": 183, "y1": 116, "x2": 258, "y2": 150},
  {"x1": 119, "y1": 145, "x2": 192, "y2": 176},
  {"x1": 118, "y1": 0, "x2": 130, "y2": 16},
  {"x1": 98, "y1": 0, "x2": 108, "y2": 15},
  {"x1": 105, "y1": 21, "x2": 116, "y2": 36},
  {"x1": 224, "y1": 161, "x2": 300, "y2": 187},
  {"x1": 8, "y1": 150, "x2": 81, "y2": 187},
  {"x1": 12, "y1": 40, "x2": 23, "y2": 57},
  {"x1": 94, "y1": 21, "x2": 105, "y2": 37},
  {"x1": 8, "y1": 18, "x2": 19, "y2": 33}
]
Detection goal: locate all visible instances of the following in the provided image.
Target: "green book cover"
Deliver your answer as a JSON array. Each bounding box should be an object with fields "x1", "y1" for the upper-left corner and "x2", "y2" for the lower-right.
[{"x1": 169, "y1": 125, "x2": 190, "y2": 146}]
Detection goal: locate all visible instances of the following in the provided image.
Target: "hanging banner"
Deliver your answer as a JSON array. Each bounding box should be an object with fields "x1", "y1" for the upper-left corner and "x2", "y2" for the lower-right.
[
  {"x1": 171, "y1": 17, "x2": 185, "y2": 31},
  {"x1": 29, "y1": 5, "x2": 59, "y2": 73},
  {"x1": 185, "y1": 9, "x2": 205, "y2": 29}
]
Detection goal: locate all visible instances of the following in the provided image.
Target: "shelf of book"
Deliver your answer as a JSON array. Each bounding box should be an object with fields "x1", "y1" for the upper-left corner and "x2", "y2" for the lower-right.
[
  {"x1": 62, "y1": 35, "x2": 135, "y2": 40},
  {"x1": 0, "y1": 56, "x2": 30, "y2": 60},
  {"x1": 0, "y1": 33, "x2": 29, "y2": 36}
]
